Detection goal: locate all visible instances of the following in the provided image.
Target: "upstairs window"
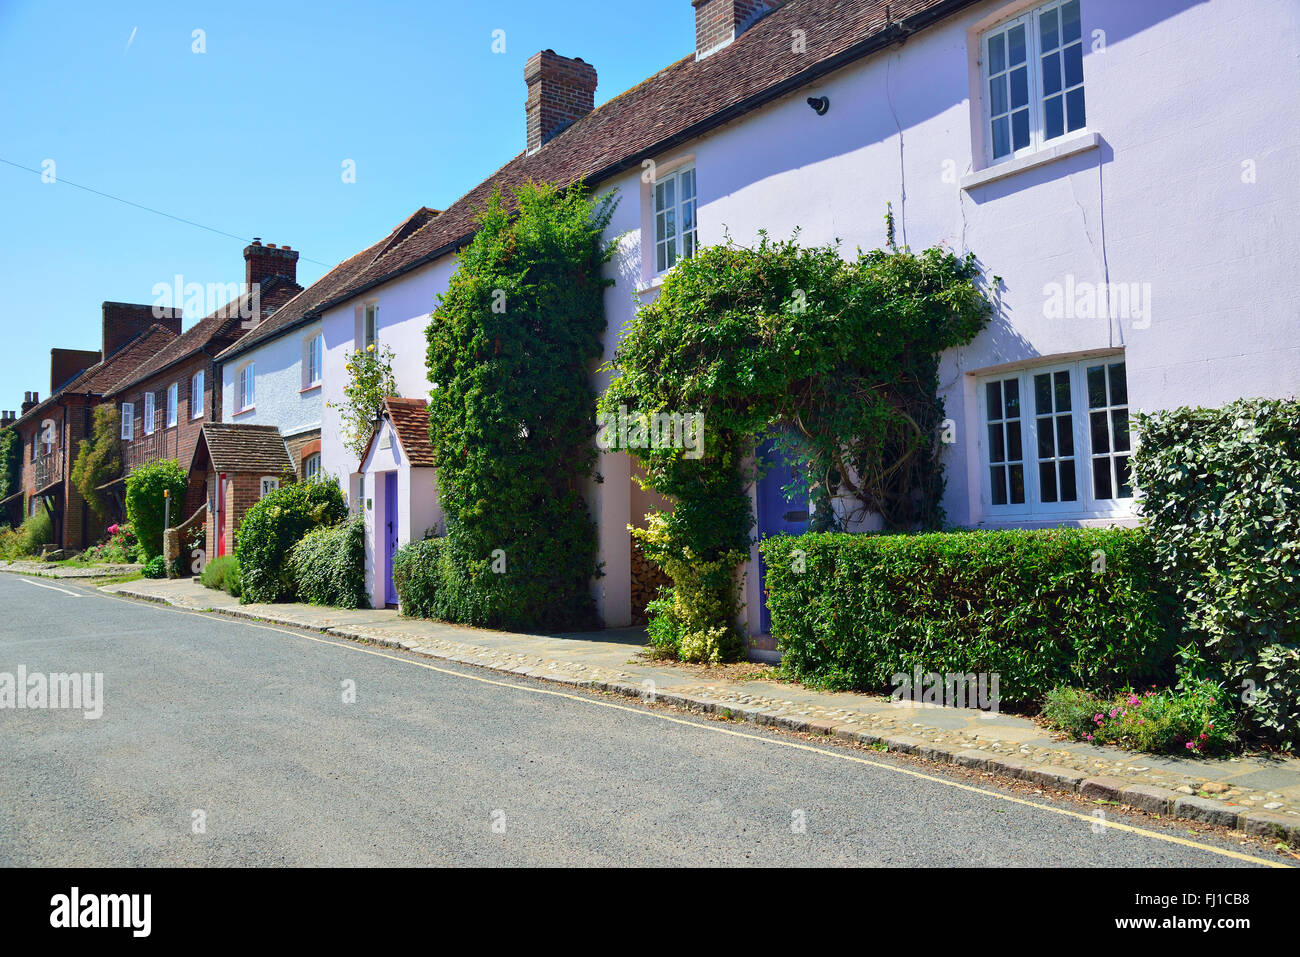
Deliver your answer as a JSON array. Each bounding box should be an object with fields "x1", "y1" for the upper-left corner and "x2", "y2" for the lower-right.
[
  {"x1": 979, "y1": 356, "x2": 1130, "y2": 519},
  {"x1": 653, "y1": 165, "x2": 697, "y2": 273},
  {"x1": 166, "y1": 382, "x2": 178, "y2": 428},
  {"x1": 191, "y1": 371, "x2": 205, "y2": 418},
  {"x1": 143, "y1": 392, "x2": 156, "y2": 435},
  {"x1": 260, "y1": 476, "x2": 279, "y2": 499},
  {"x1": 121, "y1": 402, "x2": 134, "y2": 440},
  {"x1": 363, "y1": 304, "x2": 378, "y2": 350},
  {"x1": 981, "y1": 0, "x2": 1086, "y2": 164},
  {"x1": 302, "y1": 452, "x2": 321, "y2": 483},
  {"x1": 303, "y1": 334, "x2": 323, "y2": 388},
  {"x1": 236, "y1": 363, "x2": 255, "y2": 413}
]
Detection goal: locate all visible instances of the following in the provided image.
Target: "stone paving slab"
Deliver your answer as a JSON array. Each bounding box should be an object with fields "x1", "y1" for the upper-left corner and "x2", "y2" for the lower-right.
[
  {"x1": 0, "y1": 560, "x2": 141, "y2": 579},
  {"x1": 102, "y1": 576, "x2": 1300, "y2": 846}
]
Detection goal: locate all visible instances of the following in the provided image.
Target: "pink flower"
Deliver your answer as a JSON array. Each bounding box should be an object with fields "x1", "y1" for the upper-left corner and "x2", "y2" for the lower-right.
[
  {"x1": 1128, "y1": 695, "x2": 1139, "y2": 706},
  {"x1": 1185, "y1": 741, "x2": 1194, "y2": 749}
]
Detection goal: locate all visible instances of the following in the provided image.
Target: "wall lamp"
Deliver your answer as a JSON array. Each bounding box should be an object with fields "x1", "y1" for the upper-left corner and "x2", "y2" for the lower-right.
[{"x1": 807, "y1": 96, "x2": 830, "y2": 116}]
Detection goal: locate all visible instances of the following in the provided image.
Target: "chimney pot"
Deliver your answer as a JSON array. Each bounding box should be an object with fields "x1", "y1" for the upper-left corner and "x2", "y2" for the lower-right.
[
  {"x1": 244, "y1": 240, "x2": 300, "y2": 291},
  {"x1": 524, "y1": 50, "x2": 597, "y2": 154}
]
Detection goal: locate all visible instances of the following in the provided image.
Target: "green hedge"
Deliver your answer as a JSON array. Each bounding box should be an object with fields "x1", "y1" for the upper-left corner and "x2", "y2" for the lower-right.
[
  {"x1": 289, "y1": 517, "x2": 368, "y2": 609},
  {"x1": 1132, "y1": 397, "x2": 1300, "y2": 746},
  {"x1": 124, "y1": 459, "x2": 187, "y2": 560},
  {"x1": 199, "y1": 555, "x2": 241, "y2": 598},
  {"x1": 235, "y1": 480, "x2": 346, "y2": 604},
  {"x1": 391, "y1": 536, "x2": 484, "y2": 621},
  {"x1": 0, "y1": 508, "x2": 53, "y2": 559},
  {"x1": 759, "y1": 528, "x2": 1176, "y2": 703}
]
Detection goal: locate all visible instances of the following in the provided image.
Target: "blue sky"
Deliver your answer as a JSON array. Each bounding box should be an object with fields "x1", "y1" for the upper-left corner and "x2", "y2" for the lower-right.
[{"x1": 0, "y1": 0, "x2": 694, "y2": 412}]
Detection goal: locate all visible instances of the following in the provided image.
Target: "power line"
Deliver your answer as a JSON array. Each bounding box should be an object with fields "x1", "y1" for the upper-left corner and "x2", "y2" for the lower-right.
[{"x1": 0, "y1": 157, "x2": 331, "y2": 267}]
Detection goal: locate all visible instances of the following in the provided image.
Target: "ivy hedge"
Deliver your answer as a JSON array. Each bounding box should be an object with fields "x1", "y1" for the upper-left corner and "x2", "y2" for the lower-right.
[
  {"x1": 422, "y1": 181, "x2": 615, "y2": 631},
  {"x1": 1131, "y1": 397, "x2": 1300, "y2": 747},
  {"x1": 235, "y1": 479, "x2": 347, "y2": 604},
  {"x1": 759, "y1": 528, "x2": 1176, "y2": 703},
  {"x1": 124, "y1": 459, "x2": 187, "y2": 560},
  {"x1": 289, "y1": 516, "x2": 368, "y2": 609}
]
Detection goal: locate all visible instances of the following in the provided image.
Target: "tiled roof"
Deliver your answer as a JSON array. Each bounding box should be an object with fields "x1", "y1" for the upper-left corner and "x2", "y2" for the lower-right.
[
  {"x1": 359, "y1": 397, "x2": 435, "y2": 468},
  {"x1": 217, "y1": 208, "x2": 441, "y2": 361},
  {"x1": 13, "y1": 323, "x2": 179, "y2": 428},
  {"x1": 194, "y1": 423, "x2": 294, "y2": 474},
  {"x1": 109, "y1": 274, "x2": 301, "y2": 395},
  {"x1": 277, "y1": 0, "x2": 969, "y2": 315}
]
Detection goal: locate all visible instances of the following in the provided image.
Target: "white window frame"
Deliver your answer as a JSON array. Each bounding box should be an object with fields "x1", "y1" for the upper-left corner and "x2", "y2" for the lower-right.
[
  {"x1": 302, "y1": 452, "x2": 321, "y2": 483},
  {"x1": 120, "y1": 402, "x2": 134, "y2": 441},
  {"x1": 259, "y1": 476, "x2": 279, "y2": 499},
  {"x1": 977, "y1": 354, "x2": 1131, "y2": 522},
  {"x1": 303, "y1": 333, "x2": 323, "y2": 389},
  {"x1": 363, "y1": 303, "x2": 378, "y2": 350},
  {"x1": 166, "y1": 382, "x2": 178, "y2": 428},
  {"x1": 191, "y1": 371, "x2": 204, "y2": 419},
  {"x1": 979, "y1": 0, "x2": 1087, "y2": 166},
  {"x1": 143, "y1": 392, "x2": 156, "y2": 435},
  {"x1": 236, "y1": 362, "x2": 255, "y2": 413},
  {"x1": 652, "y1": 164, "x2": 697, "y2": 275}
]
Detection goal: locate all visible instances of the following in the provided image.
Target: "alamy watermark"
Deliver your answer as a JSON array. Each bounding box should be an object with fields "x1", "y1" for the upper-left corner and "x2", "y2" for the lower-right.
[
  {"x1": 0, "y1": 667, "x2": 103, "y2": 719},
  {"x1": 1043, "y1": 275, "x2": 1151, "y2": 329},
  {"x1": 891, "y1": 667, "x2": 1000, "y2": 715},
  {"x1": 596, "y1": 404, "x2": 705, "y2": 459}
]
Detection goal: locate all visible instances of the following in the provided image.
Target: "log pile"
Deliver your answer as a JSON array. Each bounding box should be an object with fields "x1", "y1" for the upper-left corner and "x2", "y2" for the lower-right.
[{"x1": 630, "y1": 538, "x2": 672, "y2": 625}]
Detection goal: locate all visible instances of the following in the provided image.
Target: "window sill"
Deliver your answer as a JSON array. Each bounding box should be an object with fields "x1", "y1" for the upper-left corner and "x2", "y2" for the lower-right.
[
  {"x1": 300, "y1": 383, "x2": 322, "y2": 394},
  {"x1": 233, "y1": 406, "x2": 255, "y2": 417},
  {"x1": 961, "y1": 131, "x2": 1101, "y2": 191},
  {"x1": 634, "y1": 273, "x2": 667, "y2": 296}
]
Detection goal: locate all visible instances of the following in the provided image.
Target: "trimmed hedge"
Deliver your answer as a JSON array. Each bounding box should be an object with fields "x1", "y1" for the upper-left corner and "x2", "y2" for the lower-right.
[
  {"x1": 759, "y1": 528, "x2": 1177, "y2": 703},
  {"x1": 200, "y1": 555, "x2": 242, "y2": 598},
  {"x1": 1132, "y1": 397, "x2": 1300, "y2": 746},
  {"x1": 289, "y1": 517, "x2": 368, "y2": 609},
  {"x1": 124, "y1": 459, "x2": 187, "y2": 560},
  {"x1": 391, "y1": 536, "x2": 485, "y2": 621},
  {"x1": 235, "y1": 480, "x2": 347, "y2": 604}
]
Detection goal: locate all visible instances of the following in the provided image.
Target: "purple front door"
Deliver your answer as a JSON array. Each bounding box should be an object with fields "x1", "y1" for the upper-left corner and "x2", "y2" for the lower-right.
[{"x1": 384, "y1": 472, "x2": 399, "y2": 606}]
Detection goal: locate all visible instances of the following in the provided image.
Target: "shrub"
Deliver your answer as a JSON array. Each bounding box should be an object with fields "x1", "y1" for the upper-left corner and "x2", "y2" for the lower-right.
[
  {"x1": 142, "y1": 555, "x2": 167, "y2": 579},
  {"x1": 200, "y1": 555, "x2": 240, "y2": 593},
  {"x1": 289, "y1": 517, "x2": 368, "y2": 609},
  {"x1": 1, "y1": 509, "x2": 54, "y2": 559},
  {"x1": 235, "y1": 479, "x2": 347, "y2": 604},
  {"x1": 0, "y1": 426, "x2": 19, "y2": 502},
  {"x1": 1041, "y1": 680, "x2": 1238, "y2": 755},
  {"x1": 124, "y1": 459, "x2": 187, "y2": 560},
  {"x1": 70, "y1": 406, "x2": 121, "y2": 523},
  {"x1": 1132, "y1": 397, "x2": 1300, "y2": 747},
  {"x1": 760, "y1": 527, "x2": 1177, "y2": 703}
]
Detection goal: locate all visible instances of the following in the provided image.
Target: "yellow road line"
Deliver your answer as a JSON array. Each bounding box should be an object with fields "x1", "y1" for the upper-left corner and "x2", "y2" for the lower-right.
[{"x1": 105, "y1": 590, "x2": 1291, "y2": 868}]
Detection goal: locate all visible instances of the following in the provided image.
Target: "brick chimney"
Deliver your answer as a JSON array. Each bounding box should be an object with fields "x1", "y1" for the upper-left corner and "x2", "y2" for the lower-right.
[
  {"x1": 244, "y1": 238, "x2": 300, "y2": 290},
  {"x1": 692, "y1": 0, "x2": 773, "y2": 58},
  {"x1": 51, "y1": 348, "x2": 102, "y2": 393},
  {"x1": 525, "y1": 50, "x2": 597, "y2": 154},
  {"x1": 102, "y1": 302, "x2": 182, "y2": 358},
  {"x1": 21, "y1": 392, "x2": 40, "y2": 415},
  {"x1": 1, "y1": 410, "x2": 15, "y2": 429}
]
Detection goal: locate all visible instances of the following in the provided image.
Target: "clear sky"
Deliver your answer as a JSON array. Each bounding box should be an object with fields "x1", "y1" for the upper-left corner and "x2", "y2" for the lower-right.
[{"x1": 0, "y1": 0, "x2": 695, "y2": 412}]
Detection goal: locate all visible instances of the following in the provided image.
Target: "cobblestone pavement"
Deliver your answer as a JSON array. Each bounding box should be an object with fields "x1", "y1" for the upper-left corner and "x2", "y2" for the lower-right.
[
  {"x1": 104, "y1": 576, "x2": 1300, "y2": 845},
  {"x1": 0, "y1": 560, "x2": 141, "y2": 579}
]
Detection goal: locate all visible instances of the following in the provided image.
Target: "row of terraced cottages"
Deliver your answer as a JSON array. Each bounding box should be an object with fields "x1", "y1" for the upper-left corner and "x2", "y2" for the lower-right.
[{"x1": 5, "y1": 0, "x2": 1297, "y2": 656}]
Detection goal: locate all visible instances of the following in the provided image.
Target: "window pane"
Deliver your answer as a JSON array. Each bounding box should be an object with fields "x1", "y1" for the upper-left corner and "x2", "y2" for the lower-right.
[
  {"x1": 990, "y1": 75, "x2": 1008, "y2": 116},
  {"x1": 663, "y1": 208, "x2": 676, "y2": 241},
  {"x1": 992, "y1": 116, "x2": 1010, "y2": 158},
  {"x1": 986, "y1": 381, "x2": 1003, "y2": 419},
  {"x1": 1045, "y1": 95, "x2": 1064, "y2": 140},
  {"x1": 1004, "y1": 378, "x2": 1020, "y2": 417},
  {"x1": 1108, "y1": 362, "x2": 1128, "y2": 405},
  {"x1": 1093, "y1": 457, "x2": 1112, "y2": 499},
  {"x1": 1063, "y1": 42, "x2": 1084, "y2": 87},
  {"x1": 991, "y1": 466, "x2": 1007, "y2": 505},
  {"x1": 1062, "y1": 0, "x2": 1082, "y2": 43},
  {"x1": 1111, "y1": 408, "x2": 1130, "y2": 452},
  {"x1": 1040, "y1": 8, "x2": 1059, "y2": 50},
  {"x1": 663, "y1": 179, "x2": 675, "y2": 210},
  {"x1": 683, "y1": 229, "x2": 695, "y2": 260},
  {"x1": 1039, "y1": 461, "x2": 1058, "y2": 502},
  {"x1": 1087, "y1": 366, "x2": 1107, "y2": 408},
  {"x1": 1059, "y1": 459, "x2": 1078, "y2": 501},
  {"x1": 1008, "y1": 24, "x2": 1026, "y2": 65},
  {"x1": 655, "y1": 182, "x2": 666, "y2": 212},
  {"x1": 1007, "y1": 420, "x2": 1023, "y2": 461},
  {"x1": 1066, "y1": 87, "x2": 1086, "y2": 130},
  {"x1": 656, "y1": 243, "x2": 667, "y2": 273},
  {"x1": 681, "y1": 168, "x2": 695, "y2": 200},
  {"x1": 988, "y1": 33, "x2": 1006, "y2": 74},
  {"x1": 1010, "y1": 65, "x2": 1029, "y2": 108},
  {"x1": 683, "y1": 199, "x2": 695, "y2": 236},
  {"x1": 1054, "y1": 370, "x2": 1072, "y2": 411},
  {"x1": 1056, "y1": 414, "x2": 1074, "y2": 457},
  {"x1": 1090, "y1": 410, "x2": 1110, "y2": 453},
  {"x1": 1042, "y1": 52, "x2": 1062, "y2": 96},
  {"x1": 1116, "y1": 455, "x2": 1132, "y2": 498},
  {"x1": 1009, "y1": 464, "x2": 1025, "y2": 504},
  {"x1": 1037, "y1": 419, "x2": 1055, "y2": 458},
  {"x1": 1012, "y1": 108, "x2": 1031, "y2": 150},
  {"x1": 989, "y1": 424, "x2": 1006, "y2": 463},
  {"x1": 1034, "y1": 373, "x2": 1052, "y2": 413}
]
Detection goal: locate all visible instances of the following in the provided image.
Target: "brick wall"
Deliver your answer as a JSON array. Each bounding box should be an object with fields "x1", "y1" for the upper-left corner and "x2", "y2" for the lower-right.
[
  {"x1": 119, "y1": 355, "x2": 216, "y2": 510},
  {"x1": 285, "y1": 431, "x2": 321, "y2": 479},
  {"x1": 692, "y1": 0, "x2": 772, "y2": 56},
  {"x1": 102, "y1": 302, "x2": 182, "y2": 358},
  {"x1": 204, "y1": 470, "x2": 267, "y2": 561},
  {"x1": 524, "y1": 50, "x2": 597, "y2": 153}
]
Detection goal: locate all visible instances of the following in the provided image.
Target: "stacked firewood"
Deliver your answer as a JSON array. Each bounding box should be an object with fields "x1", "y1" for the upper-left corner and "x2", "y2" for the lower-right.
[{"x1": 629, "y1": 538, "x2": 672, "y2": 625}]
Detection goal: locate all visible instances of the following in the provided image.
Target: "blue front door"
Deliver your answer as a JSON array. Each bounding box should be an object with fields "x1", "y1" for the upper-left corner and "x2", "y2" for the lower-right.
[
  {"x1": 756, "y1": 435, "x2": 809, "y2": 634},
  {"x1": 384, "y1": 472, "x2": 399, "y2": 606}
]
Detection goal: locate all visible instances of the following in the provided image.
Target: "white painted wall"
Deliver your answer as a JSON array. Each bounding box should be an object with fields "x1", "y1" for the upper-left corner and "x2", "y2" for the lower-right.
[
  {"x1": 318, "y1": 0, "x2": 1300, "y2": 633},
  {"x1": 220, "y1": 318, "x2": 323, "y2": 441}
]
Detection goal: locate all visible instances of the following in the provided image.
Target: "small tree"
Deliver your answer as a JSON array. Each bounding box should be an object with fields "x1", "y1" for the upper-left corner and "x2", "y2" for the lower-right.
[
  {"x1": 329, "y1": 344, "x2": 398, "y2": 460},
  {"x1": 70, "y1": 405, "x2": 122, "y2": 524},
  {"x1": 124, "y1": 459, "x2": 187, "y2": 560}
]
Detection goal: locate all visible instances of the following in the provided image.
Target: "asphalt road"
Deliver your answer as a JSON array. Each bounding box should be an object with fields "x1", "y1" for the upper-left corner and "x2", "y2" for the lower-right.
[{"x1": 0, "y1": 572, "x2": 1282, "y2": 867}]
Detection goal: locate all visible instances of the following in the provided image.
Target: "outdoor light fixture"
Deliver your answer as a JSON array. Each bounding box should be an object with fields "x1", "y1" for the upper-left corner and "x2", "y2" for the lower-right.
[{"x1": 807, "y1": 96, "x2": 830, "y2": 115}]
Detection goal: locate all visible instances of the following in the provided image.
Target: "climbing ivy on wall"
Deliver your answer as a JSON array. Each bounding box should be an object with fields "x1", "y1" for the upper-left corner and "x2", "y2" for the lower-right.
[
  {"x1": 599, "y1": 229, "x2": 996, "y2": 661},
  {"x1": 424, "y1": 181, "x2": 616, "y2": 631}
]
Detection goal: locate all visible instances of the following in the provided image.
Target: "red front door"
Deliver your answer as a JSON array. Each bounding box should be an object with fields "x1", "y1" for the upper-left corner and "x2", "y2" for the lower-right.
[{"x1": 216, "y1": 473, "x2": 227, "y2": 557}]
